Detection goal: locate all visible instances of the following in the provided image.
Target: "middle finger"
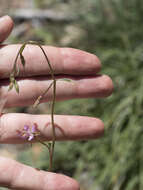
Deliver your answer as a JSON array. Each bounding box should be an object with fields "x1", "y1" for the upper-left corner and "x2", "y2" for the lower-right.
[{"x1": 0, "y1": 74, "x2": 113, "y2": 108}]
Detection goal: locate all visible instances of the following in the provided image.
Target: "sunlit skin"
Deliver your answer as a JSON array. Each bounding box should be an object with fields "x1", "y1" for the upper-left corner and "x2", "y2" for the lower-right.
[{"x1": 0, "y1": 16, "x2": 113, "y2": 190}]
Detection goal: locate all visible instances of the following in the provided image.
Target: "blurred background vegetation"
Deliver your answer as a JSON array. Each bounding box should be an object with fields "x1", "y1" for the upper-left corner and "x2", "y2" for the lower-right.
[{"x1": 0, "y1": 0, "x2": 143, "y2": 189}]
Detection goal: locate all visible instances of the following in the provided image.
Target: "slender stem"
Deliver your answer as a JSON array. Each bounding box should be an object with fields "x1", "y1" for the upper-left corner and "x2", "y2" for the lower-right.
[
  {"x1": 51, "y1": 79, "x2": 56, "y2": 164},
  {"x1": 11, "y1": 42, "x2": 27, "y2": 76},
  {"x1": 11, "y1": 41, "x2": 56, "y2": 171},
  {"x1": 33, "y1": 81, "x2": 54, "y2": 108},
  {"x1": 37, "y1": 138, "x2": 50, "y2": 150},
  {"x1": 37, "y1": 138, "x2": 53, "y2": 171},
  {"x1": 49, "y1": 147, "x2": 53, "y2": 172},
  {"x1": 31, "y1": 42, "x2": 56, "y2": 171},
  {"x1": 28, "y1": 41, "x2": 54, "y2": 78},
  {"x1": 42, "y1": 81, "x2": 54, "y2": 97}
]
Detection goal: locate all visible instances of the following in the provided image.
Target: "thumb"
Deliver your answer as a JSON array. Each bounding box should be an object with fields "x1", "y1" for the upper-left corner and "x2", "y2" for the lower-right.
[{"x1": 0, "y1": 15, "x2": 14, "y2": 43}]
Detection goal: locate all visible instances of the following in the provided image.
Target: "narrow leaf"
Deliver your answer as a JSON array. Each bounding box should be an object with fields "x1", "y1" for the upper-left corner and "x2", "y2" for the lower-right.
[
  {"x1": 14, "y1": 80, "x2": 19, "y2": 93},
  {"x1": 47, "y1": 142, "x2": 52, "y2": 148},
  {"x1": 8, "y1": 82, "x2": 13, "y2": 91},
  {"x1": 33, "y1": 96, "x2": 42, "y2": 108},
  {"x1": 58, "y1": 78, "x2": 73, "y2": 82},
  {"x1": 19, "y1": 43, "x2": 26, "y2": 53},
  {"x1": 10, "y1": 74, "x2": 15, "y2": 83},
  {"x1": 20, "y1": 53, "x2": 25, "y2": 67}
]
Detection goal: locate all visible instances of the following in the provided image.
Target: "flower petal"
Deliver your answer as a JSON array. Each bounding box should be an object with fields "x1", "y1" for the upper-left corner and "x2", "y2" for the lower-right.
[
  {"x1": 24, "y1": 125, "x2": 29, "y2": 131},
  {"x1": 28, "y1": 134, "x2": 34, "y2": 141},
  {"x1": 31, "y1": 125, "x2": 36, "y2": 133}
]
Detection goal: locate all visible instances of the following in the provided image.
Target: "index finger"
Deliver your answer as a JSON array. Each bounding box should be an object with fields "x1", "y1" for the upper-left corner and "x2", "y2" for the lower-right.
[{"x1": 0, "y1": 45, "x2": 101, "y2": 78}]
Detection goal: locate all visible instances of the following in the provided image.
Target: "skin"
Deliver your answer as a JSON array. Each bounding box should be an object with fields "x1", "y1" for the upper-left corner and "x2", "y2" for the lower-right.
[{"x1": 0, "y1": 16, "x2": 113, "y2": 190}]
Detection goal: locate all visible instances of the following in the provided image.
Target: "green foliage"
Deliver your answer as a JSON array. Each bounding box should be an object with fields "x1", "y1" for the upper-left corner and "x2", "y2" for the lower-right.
[{"x1": 53, "y1": 0, "x2": 143, "y2": 189}]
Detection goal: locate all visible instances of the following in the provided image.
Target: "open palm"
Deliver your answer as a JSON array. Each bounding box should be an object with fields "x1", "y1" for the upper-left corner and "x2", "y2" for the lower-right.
[{"x1": 0, "y1": 16, "x2": 113, "y2": 190}]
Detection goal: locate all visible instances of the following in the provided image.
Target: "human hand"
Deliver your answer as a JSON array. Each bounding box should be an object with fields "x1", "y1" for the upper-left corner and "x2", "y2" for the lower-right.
[{"x1": 0, "y1": 16, "x2": 113, "y2": 190}]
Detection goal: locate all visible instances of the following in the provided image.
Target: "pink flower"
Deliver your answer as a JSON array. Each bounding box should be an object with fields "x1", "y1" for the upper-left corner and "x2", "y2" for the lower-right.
[{"x1": 17, "y1": 124, "x2": 40, "y2": 141}]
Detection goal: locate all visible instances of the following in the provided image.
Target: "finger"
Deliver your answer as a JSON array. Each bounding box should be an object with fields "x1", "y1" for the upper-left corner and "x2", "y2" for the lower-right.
[
  {"x1": 0, "y1": 157, "x2": 79, "y2": 190},
  {"x1": 1, "y1": 75, "x2": 113, "y2": 108},
  {"x1": 0, "y1": 113, "x2": 104, "y2": 144},
  {"x1": 0, "y1": 15, "x2": 14, "y2": 43},
  {"x1": 0, "y1": 44, "x2": 101, "y2": 78}
]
